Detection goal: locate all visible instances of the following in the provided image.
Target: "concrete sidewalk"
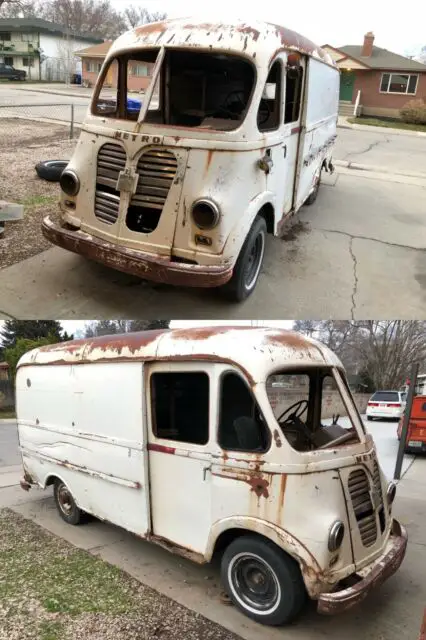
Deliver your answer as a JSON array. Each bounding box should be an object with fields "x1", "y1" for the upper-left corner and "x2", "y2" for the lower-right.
[{"x1": 1, "y1": 456, "x2": 425, "y2": 640}]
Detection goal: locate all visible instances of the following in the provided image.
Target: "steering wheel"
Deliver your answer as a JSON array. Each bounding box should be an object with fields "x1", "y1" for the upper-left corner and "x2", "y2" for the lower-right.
[
  {"x1": 257, "y1": 99, "x2": 271, "y2": 126},
  {"x1": 278, "y1": 399, "x2": 308, "y2": 425},
  {"x1": 214, "y1": 90, "x2": 247, "y2": 120}
]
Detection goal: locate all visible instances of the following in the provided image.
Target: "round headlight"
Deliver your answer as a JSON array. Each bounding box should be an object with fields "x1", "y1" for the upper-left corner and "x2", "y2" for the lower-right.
[
  {"x1": 387, "y1": 482, "x2": 397, "y2": 506},
  {"x1": 191, "y1": 199, "x2": 220, "y2": 230},
  {"x1": 60, "y1": 170, "x2": 80, "y2": 197},
  {"x1": 328, "y1": 521, "x2": 345, "y2": 552}
]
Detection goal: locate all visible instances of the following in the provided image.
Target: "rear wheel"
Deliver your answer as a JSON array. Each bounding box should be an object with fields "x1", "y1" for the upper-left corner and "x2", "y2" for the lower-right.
[
  {"x1": 304, "y1": 175, "x2": 321, "y2": 206},
  {"x1": 223, "y1": 216, "x2": 266, "y2": 302},
  {"x1": 221, "y1": 535, "x2": 306, "y2": 626},
  {"x1": 53, "y1": 479, "x2": 83, "y2": 525}
]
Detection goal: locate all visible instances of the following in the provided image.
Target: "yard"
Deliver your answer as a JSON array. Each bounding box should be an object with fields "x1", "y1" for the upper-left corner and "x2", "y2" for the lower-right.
[
  {"x1": 0, "y1": 119, "x2": 76, "y2": 269},
  {"x1": 0, "y1": 509, "x2": 239, "y2": 640},
  {"x1": 348, "y1": 116, "x2": 426, "y2": 133}
]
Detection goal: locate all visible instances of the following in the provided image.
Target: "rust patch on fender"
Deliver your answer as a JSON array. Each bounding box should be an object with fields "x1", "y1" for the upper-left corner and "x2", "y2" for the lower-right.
[
  {"x1": 247, "y1": 476, "x2": 269, "y2": 498},
  {"x1": 273, "y1": 429, "x2": 282, "y2": 447},
  {"x1": 148, "y1": 533, "x2": 205, "y2": 564},
  {"x1": 205, "y1": 149, "x2": 214, "y2": 174},
  {"x1": 237, "y1": 25, "x2": 260, "y2": 41},
  {"x1": 277, "y1": 473, "x2": 287, "y2": 522}
]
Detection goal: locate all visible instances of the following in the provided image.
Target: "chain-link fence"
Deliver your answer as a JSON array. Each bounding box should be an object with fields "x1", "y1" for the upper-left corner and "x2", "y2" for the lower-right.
[{"x1": 0, "y1": 102, "x2": 84, "y2": 148}]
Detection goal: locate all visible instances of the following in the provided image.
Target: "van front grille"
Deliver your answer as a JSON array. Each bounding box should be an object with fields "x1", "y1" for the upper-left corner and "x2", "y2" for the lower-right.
[
  {"x1": 95, "y1": 143, "x2": 126, "y2": 225},
  {"x1": 131, "y1": 149, "x2": 177, "y2": 211},
  {"x1": 94, "y1": 190, "x2": 120, "y2": 225},
  {"x1": 348, "y1": 468, "x2": 377, "y2": 547},
  {"x1": 125, "y1": 149, "x2": 177, "y2": 233}
]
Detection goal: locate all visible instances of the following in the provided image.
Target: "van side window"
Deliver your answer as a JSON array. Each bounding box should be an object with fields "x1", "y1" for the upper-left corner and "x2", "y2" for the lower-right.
[
  {"x1": 150, "y1": 372, "x2": 209, "y2": 445},
  {"x1": 284, "y1": 64, "x2": 304, "y2": 124},
  {"x1": 257, "y1": 61, "x2": 282, "y2": 132},
  {"x1": 219, "y1": 372, "x2": 270, "y2": 452}
]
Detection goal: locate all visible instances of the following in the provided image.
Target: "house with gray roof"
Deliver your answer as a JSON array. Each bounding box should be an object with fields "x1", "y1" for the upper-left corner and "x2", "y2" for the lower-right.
[
  {"x1": 323, "y1": 32, "x2": 426, "y2": 118},
  {"x1": 0, "y1": 18, "x2": 103, "y2": 82}
]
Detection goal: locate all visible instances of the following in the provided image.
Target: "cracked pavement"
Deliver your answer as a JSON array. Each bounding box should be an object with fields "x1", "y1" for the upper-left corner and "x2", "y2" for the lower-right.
[{"x1": 0, "y1": 127, "x2": 425, "y2": 319}]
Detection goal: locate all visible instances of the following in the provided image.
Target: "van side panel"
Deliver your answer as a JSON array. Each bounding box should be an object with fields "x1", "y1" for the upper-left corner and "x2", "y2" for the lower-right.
[
  {"x1": 16, "y1": 362, "x2": 149, "y2": 536},
  {"x1": 295, "y1": 58, "x2": 339, "y2": 210}
]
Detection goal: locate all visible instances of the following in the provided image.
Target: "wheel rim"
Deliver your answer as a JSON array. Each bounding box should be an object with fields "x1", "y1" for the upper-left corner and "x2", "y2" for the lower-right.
[
  {"x1": 244, "y1": 230, "x2": 265, "y2": 291},
  {"x1": 57, "y1": 484, "x2": 73, "y2": 516},
  {"x1": 228, "y1": 552, "x2": 281, "y2": 615}
]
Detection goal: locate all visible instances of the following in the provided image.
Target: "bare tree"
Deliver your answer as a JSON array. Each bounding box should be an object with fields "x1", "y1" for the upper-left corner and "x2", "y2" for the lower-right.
[
  {"x1": 37, "y1": 0, "x2": 127, "y2": 39},
  {"x1": 294, "y1": 320, "x2": 426, "y2": 390},
  {"x1": 0, "y1": 0, "x2": 37, "y2": 15},
  {"x1": 122, "y1": 5, "x2": 167, "y2": 29},
  {"x1": 83, "y1": 320, "x2": 169, "y2": 337}
]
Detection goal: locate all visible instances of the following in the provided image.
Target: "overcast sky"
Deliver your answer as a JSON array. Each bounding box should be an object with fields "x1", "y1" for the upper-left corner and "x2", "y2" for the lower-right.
[{"x1": 110, "y1": 0, "x2": 425, "y2": 56}]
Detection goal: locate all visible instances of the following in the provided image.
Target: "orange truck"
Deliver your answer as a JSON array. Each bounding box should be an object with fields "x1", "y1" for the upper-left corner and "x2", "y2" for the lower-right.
[{"x1": 398, "y1": 396, "x2": 426, "y2": 453}]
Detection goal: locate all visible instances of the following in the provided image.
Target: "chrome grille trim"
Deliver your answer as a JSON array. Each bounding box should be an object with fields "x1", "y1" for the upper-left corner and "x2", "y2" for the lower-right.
[
  {"x1": 348, "y1": 468, "x2": 377, "y2": 547},
  {"x1": 131, "y1": 148, "x2": 177, "y2": 211},
  {"x1": 95, "y1": 143, "x2": 125, "y2": 224}
]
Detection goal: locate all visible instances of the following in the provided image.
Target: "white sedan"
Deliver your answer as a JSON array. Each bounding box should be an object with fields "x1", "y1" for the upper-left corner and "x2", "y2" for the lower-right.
[{"x1": 366, "y1": 390, "x2": 406, "y2": 421}]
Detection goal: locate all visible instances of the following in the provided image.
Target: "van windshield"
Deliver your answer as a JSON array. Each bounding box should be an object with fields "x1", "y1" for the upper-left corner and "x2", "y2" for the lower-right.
[
  {"x1": 93, "y1": 48, "x2": 256, "y2": 131},
  {"x1": 266, "y1": 368, "x2": 362, "y2": 452}
]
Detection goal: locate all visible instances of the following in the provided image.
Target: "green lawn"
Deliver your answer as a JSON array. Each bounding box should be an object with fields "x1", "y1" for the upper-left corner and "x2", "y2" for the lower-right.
[
  {"x1": 0, "y1": 409, "x2": 16, "y2": 419},
  {"x1": 0, "y1": 509, "x2": 238, "y2": 640},
  {"x1": 348, "y1": 117, "x2": 426, "y2": 133}
]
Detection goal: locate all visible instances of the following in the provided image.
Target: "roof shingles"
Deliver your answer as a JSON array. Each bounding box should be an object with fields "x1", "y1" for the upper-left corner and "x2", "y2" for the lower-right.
[{"x1": 339, "y1": 45, "x2": 426, "y2": 71}]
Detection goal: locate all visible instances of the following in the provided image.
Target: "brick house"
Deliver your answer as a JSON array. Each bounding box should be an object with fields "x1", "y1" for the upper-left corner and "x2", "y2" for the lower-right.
[
  {"x1": 77, "y1": 40, "x2": 154, "y2": 91},
  {"x1": 323, "y1": 33, "x2": 426, "y2": 118}
]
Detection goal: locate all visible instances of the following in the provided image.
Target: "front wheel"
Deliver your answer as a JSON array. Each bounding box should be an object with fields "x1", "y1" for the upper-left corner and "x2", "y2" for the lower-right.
[
  {"x1": 53, "y1": 479, "x2": 83, "y2": 525},
  {"x1": 222, "y1": 216, "x2": 266, "y2": 302},
  {"x1": 221, "y1": 536, "x2": 306, "y2": 626}
]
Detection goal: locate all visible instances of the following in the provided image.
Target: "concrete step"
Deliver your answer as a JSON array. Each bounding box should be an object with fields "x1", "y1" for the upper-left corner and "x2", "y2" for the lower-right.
[{"x1": 339, "y1": 106, "x2": 355, "y2": 116}]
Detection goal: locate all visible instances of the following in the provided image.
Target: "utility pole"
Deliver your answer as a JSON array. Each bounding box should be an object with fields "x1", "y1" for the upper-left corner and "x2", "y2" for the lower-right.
[{"x1": 394, "y1": 362, "x2": 419, "y2": 480}]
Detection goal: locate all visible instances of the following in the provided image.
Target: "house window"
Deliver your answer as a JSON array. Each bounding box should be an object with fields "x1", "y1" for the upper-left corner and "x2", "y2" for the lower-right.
[
  {"x1": 150, "y1": 372, "x2": 209, "y2": 445},
  {"x1": 131, "y1": 63, "x2": 148, "y2": 77},
  {"x1": 4, "y1": 56, "x2": 13, "y2": 66},
  {"x1": 22, "y1": 57, "x2": 34, "y2": 67},
  {"x1": 380, "y1": 73, "x2": 418, "y2": 95},
  {"x1": 218, "y1": 372, "x2": 270, "y2": 452},
  {"x1": 86, "y1": 61, "x2": 102, "y2": 73},
  {"x1": 0, "y1": 32, "x2": 11, "y2": 41}
]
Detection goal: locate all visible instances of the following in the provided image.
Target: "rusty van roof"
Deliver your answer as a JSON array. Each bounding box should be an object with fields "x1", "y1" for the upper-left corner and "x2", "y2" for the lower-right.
[
  {"x1": 108, "y1": 18, "x2": 336, "y2": 68},
  {"x1": 17, "y1": 327, "x2": 343, "y2": 384}
]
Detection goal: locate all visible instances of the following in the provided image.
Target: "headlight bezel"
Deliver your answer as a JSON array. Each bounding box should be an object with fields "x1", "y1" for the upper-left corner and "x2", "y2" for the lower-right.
[
  {"x1": 60, "y1": 169, "x2": 80, "y2": 197},
  {"x1": 387, "y1": 481, "x2": 397, "y2": 506},
  {"x1": 328, "y1": 520, "x2": 345, "y2": 552},
  {"x1": 191, "y1": 198, "x2": 220, "y2": 230}
]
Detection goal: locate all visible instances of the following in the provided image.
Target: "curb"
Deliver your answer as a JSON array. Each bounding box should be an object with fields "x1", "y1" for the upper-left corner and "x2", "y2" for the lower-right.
[
  {"x1": 337, "y1": 121, "x2": 426, "y2": 139},
  {"x1": 333, "y1": 159, "x2": 426, "y2": 180}
]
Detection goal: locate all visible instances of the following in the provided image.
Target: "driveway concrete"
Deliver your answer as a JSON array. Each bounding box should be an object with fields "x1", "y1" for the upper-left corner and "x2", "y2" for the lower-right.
[
  {"x1": 1, "y1": 167, "x2": 426, "y2": 320},
  {"x1": 2, "y1": 418, "x2": 424, "y2": 640}
]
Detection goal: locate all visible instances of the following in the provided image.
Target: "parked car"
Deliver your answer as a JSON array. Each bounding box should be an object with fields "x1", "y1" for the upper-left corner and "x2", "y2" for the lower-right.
[
  {"x1": 0, "y1": 63, "x2": 26, "y2": 81},
  {"x1": 397, "y1": 395, "x2": 426, "y2": 453},
  {"x1": 17, "y1": 327, "x2": 406, "y2": 626},
  {"x1": 366, "y1": 390, "x2": 406, "y2": 421}
]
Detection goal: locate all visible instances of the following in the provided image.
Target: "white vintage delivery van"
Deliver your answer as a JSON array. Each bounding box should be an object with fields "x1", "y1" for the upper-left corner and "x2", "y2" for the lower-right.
[
  {"x1": 42, "y1": 19, "x2": 339, "y2": 301},
  {"x1": 16, "y1": 327, "x2": 406, "y2": 626}
]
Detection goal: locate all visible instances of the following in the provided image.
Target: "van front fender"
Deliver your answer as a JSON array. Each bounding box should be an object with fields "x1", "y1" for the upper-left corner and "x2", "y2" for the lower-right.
[
  {"x1": 206, "y1": 516, "x2": 326, "y2": 598},
  {"x1": 222, "y1": 191, "x2": 276, "y2": 263}
]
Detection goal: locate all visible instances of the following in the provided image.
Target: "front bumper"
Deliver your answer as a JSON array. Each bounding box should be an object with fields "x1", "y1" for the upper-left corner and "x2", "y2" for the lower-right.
[
  {"x1": 42, "y1": 216, "x2": 233, "y2": 288},
  {"x1": 318, "y1": 519, "x2": 407, "y2": 615}
]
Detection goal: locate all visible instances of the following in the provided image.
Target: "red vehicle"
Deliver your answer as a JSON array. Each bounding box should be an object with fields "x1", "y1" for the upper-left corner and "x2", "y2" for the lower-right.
[{"x1": 398, "y1": 395, "x2": 426, "y2": 453}]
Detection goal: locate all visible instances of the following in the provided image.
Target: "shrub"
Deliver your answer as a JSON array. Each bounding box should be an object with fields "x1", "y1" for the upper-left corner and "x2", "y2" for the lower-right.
[{"x1": 400, "y1": 99, "x2": 426, "y2": 125}]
